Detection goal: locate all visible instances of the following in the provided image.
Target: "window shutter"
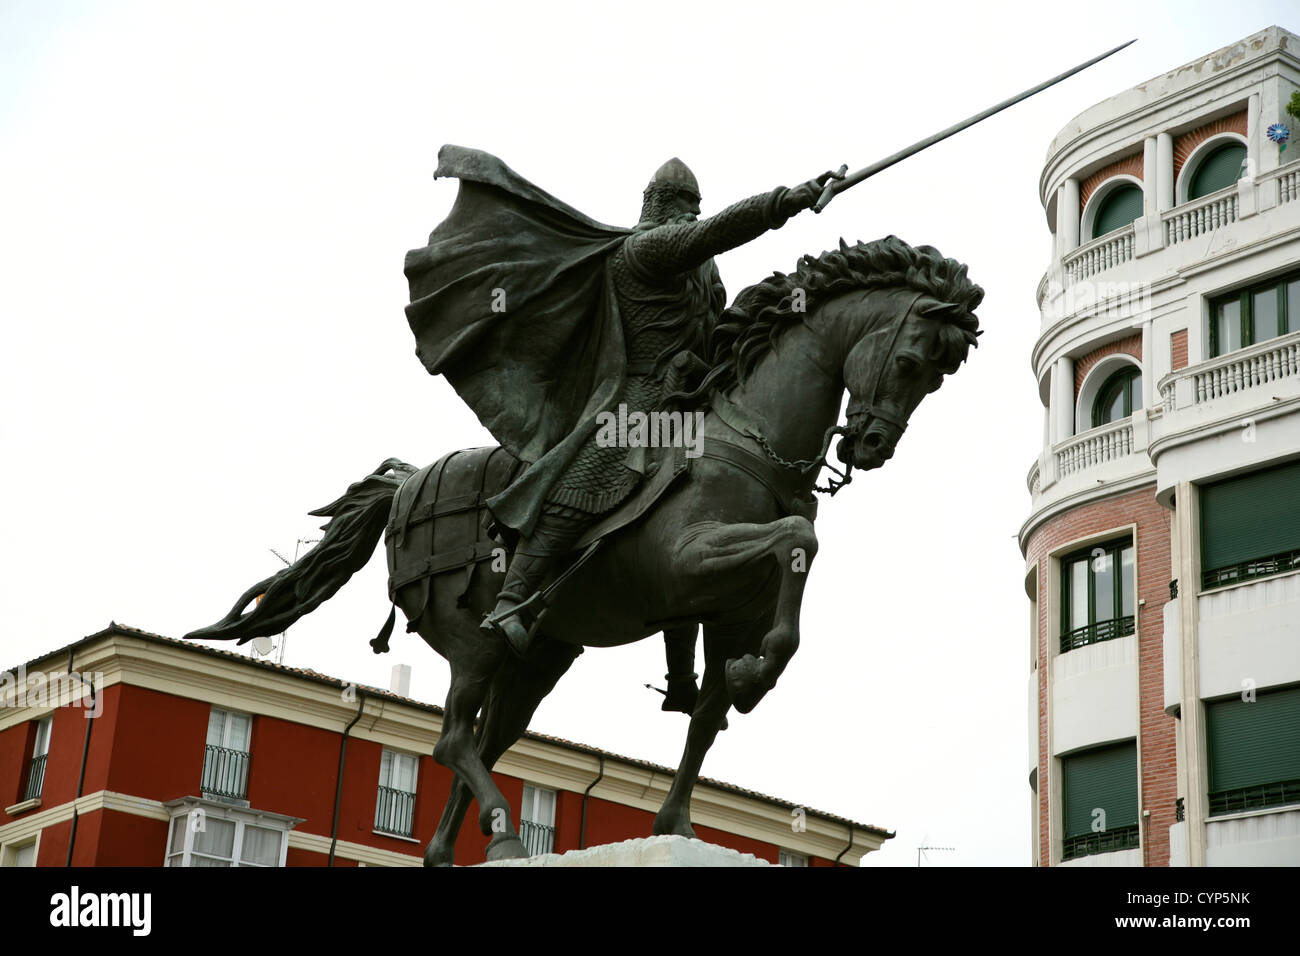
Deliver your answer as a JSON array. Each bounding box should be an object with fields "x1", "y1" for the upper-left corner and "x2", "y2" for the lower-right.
[
  {"x1": 1201, "y1": 460, "x2": 1300, "y2": 571},
  {"x1": 1092, "y1": 185, "x2": 1143, "y2": 239},
  {"x1": 1189, "y1": 143, "x2": 1246, "y2": 200},
  {"x1": 1062, "y1": 742, "x2": 1138, "y2": 838},
  {"x1": 1207, "y1": 685, "x2": 1300, "y2": 793}
]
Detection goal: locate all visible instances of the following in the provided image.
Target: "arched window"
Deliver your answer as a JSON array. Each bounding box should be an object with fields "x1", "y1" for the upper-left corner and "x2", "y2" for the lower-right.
[
  {"x1": 1188, "y1": 141, "x2": 1246, "y2": 200},
  {"x1": 1092, "y1": 366, "x2": 1142, "y2": 428},
  {"x1": 1091, "y1": 184, "x2": 1143, "y2": 239}
]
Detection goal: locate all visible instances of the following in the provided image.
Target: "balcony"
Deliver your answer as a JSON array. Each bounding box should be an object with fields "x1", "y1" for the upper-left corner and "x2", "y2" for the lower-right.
[
  {"x1": 374, "y1": 786, "x2": 416, "y2": 838},
  {"x1": 200, "y1": 745, "x2": 250, "y2": 802},
  {"x1": 1159, "y1": 330, "x2": 1300, "y2": 413},
  {"x1": 520, "y1": 818, "x2": 555, "y2": 856},
  {"x1": 1055, "y1": 418, "x2": 1134, "y2": 479},
  {"x1": 1162, "y1": 185, "x2": 1237, "y2": 246},
  {"x1": 23, "y1": 753, "x2": 47, "y2": 802},
  {"x1": 1062, "y1": 224, "x2": 1134, "y2": 286}
]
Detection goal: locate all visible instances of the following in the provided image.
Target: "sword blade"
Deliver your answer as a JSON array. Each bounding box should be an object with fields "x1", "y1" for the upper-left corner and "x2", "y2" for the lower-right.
[{"x1": 813, "y1": 39, "x2": 1136, "y2": 211}]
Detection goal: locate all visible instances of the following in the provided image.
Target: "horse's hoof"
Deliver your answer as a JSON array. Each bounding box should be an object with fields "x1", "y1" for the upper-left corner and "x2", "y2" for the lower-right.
[
  {"x1": 725, "y1": 654, "x2": 769, "y2": 714},
  {"x1": 652, "y1": 814, "x2": 696, "y2": 839},
  {"x1": 424, "y1": 844, "x2": 454, "y2": 867},
  {"x1": 485, "y1": 833, "x2": 528, "y2": 861}
]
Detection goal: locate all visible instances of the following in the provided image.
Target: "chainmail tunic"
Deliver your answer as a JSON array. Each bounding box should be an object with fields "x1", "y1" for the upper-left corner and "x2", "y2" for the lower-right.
[{"x1": 543, "y1": 188, "x2": 790, "y2": 516}]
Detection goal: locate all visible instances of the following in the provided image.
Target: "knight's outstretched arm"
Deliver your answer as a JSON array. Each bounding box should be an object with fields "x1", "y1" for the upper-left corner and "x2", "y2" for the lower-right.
[{"x1": 626, "y1": 172, "x2": 839, "y2": 279}]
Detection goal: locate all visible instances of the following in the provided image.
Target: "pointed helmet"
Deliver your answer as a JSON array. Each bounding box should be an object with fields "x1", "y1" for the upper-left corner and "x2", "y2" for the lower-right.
[{"x1": 646, "y1": 157, "x2": 701, "y2": 201}]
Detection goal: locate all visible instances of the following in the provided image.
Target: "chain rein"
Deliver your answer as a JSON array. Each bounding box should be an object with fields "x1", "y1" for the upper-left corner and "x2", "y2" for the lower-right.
[{"x1": 751, "y1": 422, "x2": 856, "y2": 496}]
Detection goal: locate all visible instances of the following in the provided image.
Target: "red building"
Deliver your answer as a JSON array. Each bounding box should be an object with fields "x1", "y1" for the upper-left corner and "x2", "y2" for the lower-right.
[{"x1": 1, "y1": 624, "x2": 889, "y2": 867}]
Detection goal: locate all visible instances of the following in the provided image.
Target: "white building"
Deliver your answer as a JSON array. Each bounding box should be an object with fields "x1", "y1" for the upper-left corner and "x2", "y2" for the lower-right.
[{"x1": 1022, "y1": 25, "x2": 1300, "y2": 866}]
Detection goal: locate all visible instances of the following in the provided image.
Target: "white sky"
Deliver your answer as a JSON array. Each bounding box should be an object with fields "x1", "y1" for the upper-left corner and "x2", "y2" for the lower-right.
[{"x1": 2, "y1": 0, "x2": 1295, "y2": 867}]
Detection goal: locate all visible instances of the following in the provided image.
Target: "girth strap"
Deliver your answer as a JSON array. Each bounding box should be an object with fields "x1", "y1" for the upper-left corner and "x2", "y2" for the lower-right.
[
  {"x1": 389, "y1": 541, "x2": 501, "y2": 592},
  {"x1": 699, "y1": 437, "x2": 815, "y2": 520}
]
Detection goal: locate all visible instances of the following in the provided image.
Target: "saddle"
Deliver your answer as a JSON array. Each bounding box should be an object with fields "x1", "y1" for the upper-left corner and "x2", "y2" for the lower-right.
[{"x1": 379, "y1": 443, "x2": 690, "y2": 648}]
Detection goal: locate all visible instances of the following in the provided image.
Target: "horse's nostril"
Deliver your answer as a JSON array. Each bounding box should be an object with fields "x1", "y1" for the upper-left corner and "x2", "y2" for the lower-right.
[{"x1": 861, "y1": 433, "x2": 882, "y2": 449}]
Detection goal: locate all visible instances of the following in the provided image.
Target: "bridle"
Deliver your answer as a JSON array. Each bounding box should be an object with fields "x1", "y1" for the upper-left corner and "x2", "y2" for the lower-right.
[{"x1": 745, "y1": 290, "x2": 927, "y2": 497}]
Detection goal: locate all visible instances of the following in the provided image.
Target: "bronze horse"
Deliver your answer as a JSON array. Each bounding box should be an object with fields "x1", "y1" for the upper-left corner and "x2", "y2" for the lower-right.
[{"x1": 187, "y1": 236, "x2": 982, "y2": 864}]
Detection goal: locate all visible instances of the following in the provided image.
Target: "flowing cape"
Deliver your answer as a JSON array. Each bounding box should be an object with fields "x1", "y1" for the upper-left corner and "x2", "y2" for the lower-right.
[{"x1": 404, "y1": 145, "x2": 632, "y2": 535}]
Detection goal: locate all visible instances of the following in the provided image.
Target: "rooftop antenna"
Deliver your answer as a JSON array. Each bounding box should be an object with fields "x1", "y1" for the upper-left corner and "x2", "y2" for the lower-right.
[
  {"x1": 261, "y1": 537, "x2": 320, "y2": 665},
  {"x1": 917, "y1": 838, "x2": 956, "y2": 867}
]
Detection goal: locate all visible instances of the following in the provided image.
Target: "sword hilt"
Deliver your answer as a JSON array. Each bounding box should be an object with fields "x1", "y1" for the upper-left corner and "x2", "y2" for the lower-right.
[{"x1": 812, "y1": 165, "x2": 848, "y2": 214}]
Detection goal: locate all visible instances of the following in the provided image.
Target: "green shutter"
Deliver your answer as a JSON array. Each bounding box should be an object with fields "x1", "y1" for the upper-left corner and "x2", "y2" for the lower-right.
[
  {"x1": 1207, "y1": 685, "x2": 1300, "y2": 792},
  {"x1": 1062, "y1": 742, "x2": 1138, "y2": 838},
  {"x1": 1200, "y1": 460, "x2": 1300, "y2": 571},
  {"x1": 1092, "y1": 185, "x2": 1144, "y2": 239},
  {"x1": 1189, "y1": 143, "x2": 1246, "y2": 200}
]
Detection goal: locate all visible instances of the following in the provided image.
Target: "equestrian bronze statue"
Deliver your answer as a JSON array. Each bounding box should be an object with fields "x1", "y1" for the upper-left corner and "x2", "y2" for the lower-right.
[{"x1": 187, "y1": 146, "x2": 983, "y2": 865}]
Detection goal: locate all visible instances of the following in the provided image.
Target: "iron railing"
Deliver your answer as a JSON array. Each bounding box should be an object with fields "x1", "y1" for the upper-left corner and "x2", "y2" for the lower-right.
[
  {"x1": 23, "y1": 753, "x2": 47, "y2": 802},
  {"x1": 1202, "y1": 549, "x2": 1300, "y2": 591},
  {"x1": 374, "y1": 786, "x2": 416, "y2": 838},
  {"x1": 1060, "y1": 615, "x2": 1135, "y2": 654},
  {"x1": 1061, "y1": 824, "x2": 1139, "y2": 861},
  {"x1": 1209, "y1": 779, "x2": 1300, "y2": 817},
  {"x1": 519, "y1": 819, "x2": 555, "y2": 856},
  {"x1": 200, "y1": 745, "x2": 250, "y2": 801}
]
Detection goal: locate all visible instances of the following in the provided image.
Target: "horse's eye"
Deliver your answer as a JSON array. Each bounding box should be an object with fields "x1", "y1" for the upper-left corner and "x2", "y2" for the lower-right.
[{"x1": 896, "y1": 355, "x2": 918, "y2": 374}]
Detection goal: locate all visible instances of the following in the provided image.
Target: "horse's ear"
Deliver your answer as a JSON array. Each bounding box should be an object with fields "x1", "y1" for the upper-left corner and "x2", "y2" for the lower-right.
[{"x1": 838, "y1": 238, "x2": 849, "y2": 252}]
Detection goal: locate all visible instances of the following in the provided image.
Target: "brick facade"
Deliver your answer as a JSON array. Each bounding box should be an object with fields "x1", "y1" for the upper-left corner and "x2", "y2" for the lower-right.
[
  {"x1": 1074, "y1": 333, "x2": 1143, "y2": 396},
  {"x1": 1170, "y1": 329, "x2": 1189, "y2": 372},
  {"x1": 1023, "y1": 486, "x2": 1175, "y2": 866},
  {"x1": 1173, "y1": 110, "x2": 1248, "y2": 180},
  {"x1": 1079, "y1": 153, "x2": 1144, "y2": 211}
]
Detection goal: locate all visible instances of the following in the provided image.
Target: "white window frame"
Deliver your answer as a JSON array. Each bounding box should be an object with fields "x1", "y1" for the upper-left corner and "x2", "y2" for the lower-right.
[
  {"x1": 0, "y1": 835, "x2": 39, "y2": 867},
  {"x1": 374, "y1": 748, "x2": 419, "y2": 838},
  {"x1": 519, "y1": 784, "x2": 556, "y2": 855},
  {"x1": 779, "y1": 848, "x2": 809, "y2": 867},
  {"x1": 202, "y1": 707, "x2": 252, "y2": 804},
  {"x1": 162, "y1": 797, "x2": 298, "y2": 867}
]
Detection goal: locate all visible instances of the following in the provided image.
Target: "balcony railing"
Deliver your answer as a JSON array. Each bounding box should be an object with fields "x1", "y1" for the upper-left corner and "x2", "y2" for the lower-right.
[
  {"x1": 1209, "y1": 778, "x2": 1300, "y2": 816},
  {"x1": 1062, "y1": 823, "x2": 1139, "y2": 861},
  {"x1": 374, "y1": 786, "x2": 416, "y2": 838},
  {"x1": 1055, "y1": 419, "x2": 1133, "y2": 479},
  {"x1": 23, "y1": 753, "x2": 47, "y2": 801},
  {"x1": 1202, "y1": 547, "x2": 1300, "y2": 591},
  {"x1": 1159, "y1": 330, "x2": 1300, "y2": 411},
  {"x1": 1027, "y1": 460, "x2": 1041, "y2": 497},
  {"x1": 1062, "y1": 224, "x2": 1134, "y2": 284},
  {"x1": 519, "y1": 819, "x2": 555, "y2": 856},
  {"x1": 200, "y1": 745, "x2": 250, "y2": 801},
  {"x1": 1060, "y1": 615, "x2": 1135, "y2": 655},
  {"x1": 1163, "y1": 186, "x2": 1237, "y2": 246},
  {"x1": 1265, "y1": 159, "x2": 1300, "y2": 205}
]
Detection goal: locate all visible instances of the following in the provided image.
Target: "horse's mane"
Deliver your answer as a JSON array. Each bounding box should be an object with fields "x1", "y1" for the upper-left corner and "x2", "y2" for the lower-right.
[{"x1": 697, "y1": 235, "x2": 983, "y2": 399}]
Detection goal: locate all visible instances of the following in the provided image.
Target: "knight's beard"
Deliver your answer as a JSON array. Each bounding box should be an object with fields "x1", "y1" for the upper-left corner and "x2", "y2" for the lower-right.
[{"x1": 639, "y1": 184, "x2": 696, "y2": 227}]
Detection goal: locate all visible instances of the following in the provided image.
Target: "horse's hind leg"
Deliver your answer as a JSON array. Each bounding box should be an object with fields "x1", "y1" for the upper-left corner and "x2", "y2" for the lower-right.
[
  {"x1": 652, "y1": 626, "x2": 741, "y2": 838},
  {"x1": 424, "y1": 639, "x2": 581, "y2": 866}
]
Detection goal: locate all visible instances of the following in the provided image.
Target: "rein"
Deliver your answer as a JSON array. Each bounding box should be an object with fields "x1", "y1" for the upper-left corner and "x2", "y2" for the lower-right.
[{"x1": 710, "y1": 391, "x2": 855, "y2": 497}]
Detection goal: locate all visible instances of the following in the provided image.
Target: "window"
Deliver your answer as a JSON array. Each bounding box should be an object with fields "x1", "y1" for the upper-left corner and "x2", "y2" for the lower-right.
[
  {"x1": 1061, "y1": 742, "x2": 1139, "y2": 861},
  {"x1": 374, "y1": 749, "x2": 418, "y2": 838},
  {"x1": 201, "y1": 708, "x2": 251, "y2": 802},
  {"x1": 519, "y1": 784, "x2": 556, "y2": 856},
  {"x1": 1091, "y1": 183, "x2": 1143, "y2": 239},
  {"x1": 163, "y1": 799, "x2": 292, "y2": 867},
  {"x1": 1206, "y1": 685, "x2": 1300, "y2": 815},
  {"x1": 1060, "y1": 538, "x2": 1135, "y2": 653},
  {"x1": 1, "y1": 839, "x2": 37, "y2": 867},
  {"x1": 1200, "y1": 459, "x2": 1300, "y2": 589},
  {"x1": 1209, "y1": 270, "x2": 1299, "y2": 357},
  {"x1": 1091, "y1": 366, "x2": 1142, "y2": 428},
  {"x1": 1188, "y1": 141, "x2": 1246, "y2": 200},
  {"x1": 779, "y1": 849, "x2": 808, "y2": 867},
  {"x1": 23, "y1": 716, "x2": 51, "y2": 802}
]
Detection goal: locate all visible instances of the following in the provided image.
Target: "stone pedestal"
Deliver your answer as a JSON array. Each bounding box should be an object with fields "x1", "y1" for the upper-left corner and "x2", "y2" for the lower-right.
[{"x1": 478, "y1": 835, "x2": 773, "y2": 867}]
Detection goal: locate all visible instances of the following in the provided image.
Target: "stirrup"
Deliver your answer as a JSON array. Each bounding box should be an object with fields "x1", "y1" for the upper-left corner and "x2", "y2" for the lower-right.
[{"x1": 481, "y1": 603, "x2": 532, "y2": 658}]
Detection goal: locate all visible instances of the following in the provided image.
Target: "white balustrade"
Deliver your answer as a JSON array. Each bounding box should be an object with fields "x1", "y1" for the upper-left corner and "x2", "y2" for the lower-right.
[
  {"x1": 1163, "y1": 189, "x2": 1237, "y2": 245},
  {"x1": 1054, "y1": 419, "x2": 1134, "y2": 478},
  {"x1": 1062, "y1": 226, "x2": 1135, "y2": 284}
]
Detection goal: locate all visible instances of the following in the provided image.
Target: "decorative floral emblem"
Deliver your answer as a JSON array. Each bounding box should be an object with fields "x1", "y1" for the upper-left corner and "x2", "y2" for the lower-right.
[{"x1": 1267, "y1": 123, "x2": 1289, "y2": 153}]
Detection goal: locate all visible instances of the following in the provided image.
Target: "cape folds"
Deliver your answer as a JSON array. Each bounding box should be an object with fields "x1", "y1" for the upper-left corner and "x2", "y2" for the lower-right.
[{"x1": 404, "y1": 145, "x2": 633, "y2": 536}]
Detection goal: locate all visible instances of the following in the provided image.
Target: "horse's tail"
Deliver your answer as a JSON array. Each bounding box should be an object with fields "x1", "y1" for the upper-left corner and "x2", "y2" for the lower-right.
[{"x1": 184, "y1": 458, "x2": 418, "y2": 646}]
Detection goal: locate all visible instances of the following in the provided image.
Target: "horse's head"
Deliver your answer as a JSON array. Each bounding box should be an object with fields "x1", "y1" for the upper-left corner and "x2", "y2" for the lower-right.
[{"x1": 835, "y1": 242, "x2": 983, "y2": 472}]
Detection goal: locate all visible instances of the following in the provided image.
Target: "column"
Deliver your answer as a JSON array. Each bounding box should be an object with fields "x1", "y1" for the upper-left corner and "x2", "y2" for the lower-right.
[
  {"x1": 1175, "y1": 482, "x2": 1207, "y2": 868},
  {"x1": 1156, "y1": 133, "x2": 1174, "y2": 211},
  {"x1": 1140, "y1": 320, "x2": 1154, "y2": 409},
  {"x1": 1061, "y1": 178, "x2": 1080, "y2": 253},
  {"x1": 1051, "y1": 355, "x2": 1075, "y2": 443},
  {"x1": 1143, "y1": 137, "x2": 1158, "y2": 216}
]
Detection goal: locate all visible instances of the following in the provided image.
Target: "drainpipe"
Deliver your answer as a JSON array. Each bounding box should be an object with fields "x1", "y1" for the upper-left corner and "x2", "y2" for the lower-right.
[
  {"x1": 66, "y1": 650, "x2": 95, "y2": 867},
  {"x1": 833, "y1": 824, "x2": 855, "y2": 867},
  {"x1": 579, "y1": 756, "x2": 605, "y2": 850},
  {"x1": 328, "y1": 689, "x2": 367, "y2": 866}
]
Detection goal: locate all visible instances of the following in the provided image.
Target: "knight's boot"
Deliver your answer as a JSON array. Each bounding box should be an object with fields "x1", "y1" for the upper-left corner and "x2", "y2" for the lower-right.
[
  {"x1": 661, "y1": 627, "x2": 700, "y2": 714},
  {"x1": 481, "y1": 552, "x2": 552, "y2": 658}
]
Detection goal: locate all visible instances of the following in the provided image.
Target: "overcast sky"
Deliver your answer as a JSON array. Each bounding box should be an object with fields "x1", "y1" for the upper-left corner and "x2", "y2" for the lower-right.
[{"x1": 3, "y1": 1, "x2": 1295, "y2": 867}]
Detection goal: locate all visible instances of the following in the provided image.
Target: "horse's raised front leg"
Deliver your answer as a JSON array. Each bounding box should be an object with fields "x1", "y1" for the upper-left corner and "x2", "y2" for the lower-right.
[
  {"x1": 653, "y1": 629, "x2": 736, "y2": 838},
  {"x1": 678, "y1": 516, "x2": 818, "y2": 713}
]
